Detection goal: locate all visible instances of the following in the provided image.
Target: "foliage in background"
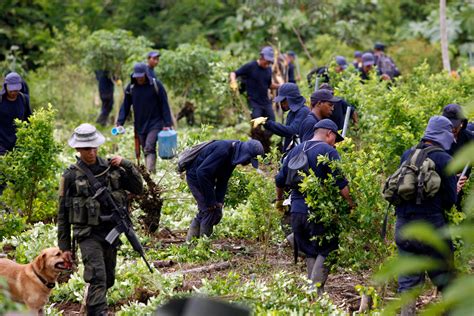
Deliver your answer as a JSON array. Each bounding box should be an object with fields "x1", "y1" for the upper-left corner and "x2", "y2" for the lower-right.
[
  {"x1": 0, "y1": 105, "x2": 61, "y2": 222},
  {"x1": 83, "y1": 29, "x2": 153, "y2": 81}
]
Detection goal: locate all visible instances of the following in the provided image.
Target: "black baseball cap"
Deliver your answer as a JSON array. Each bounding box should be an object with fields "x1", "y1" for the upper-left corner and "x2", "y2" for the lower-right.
[
  {"x1": 310, "y1": 89, "x2": 340, "y2": 104},
  {"x1": 314, "y1": 119, "x2": 344, "y2": 143},
  {"x1": 442, "y1": 103, "x2": 467, "y2": 129}
]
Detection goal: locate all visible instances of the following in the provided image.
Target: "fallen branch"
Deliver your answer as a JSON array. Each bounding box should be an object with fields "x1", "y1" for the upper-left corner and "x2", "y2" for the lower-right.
[{"x1": 165, "y1": 262, "x2": 231, "y2": 277}]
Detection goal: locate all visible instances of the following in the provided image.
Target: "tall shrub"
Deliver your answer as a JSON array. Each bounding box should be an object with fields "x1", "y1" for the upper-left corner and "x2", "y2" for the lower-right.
[{"x1": 0, "y1": 105, "x2": 61, "y2": 222}]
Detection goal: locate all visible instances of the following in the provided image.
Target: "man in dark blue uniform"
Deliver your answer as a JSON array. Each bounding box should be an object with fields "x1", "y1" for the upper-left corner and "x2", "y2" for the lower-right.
[
  {"x1": 275, "y1": 119, "x2": 355, "y2": 295},
  {"x1": 0, "y1": 72, "x2": 32, "y2": 194},
  {"x1": 442, "y1": 103, "x2": 473, "y2": 208},
  {"x1": 299, "y1": 89, "x2": 339, "y2": 142},
  {"x1": 285, "y1": 51, "x2": 299, "y2": 83},
  {"x1": 95, "y1": 70, "x2": 114, "y2": 126},
  {"x1": 251, "y1": 83, "x2": 310, "y2": 152},
  {"x1": 353, "y1": 51, "x2": 362, "y2": 69},
  {"x1": 146, "y1": 51, "x2": 160, "y2": 79},
  {"x1": 335, "y1": 56, "x2": 348, "y2": 73},
  {"x1": 117, "y1": 63, "x2": 173, "y2": 173},
  {"x1": 319, "y1": 83, "x2": 358, "y2": 130},
  {"x1": 185, "y1": 139, "x2": 264, "y2": 240},
  {"x1": 395, "y1": 116, "x2": 457, "y2": 315},
  {"x1": 230, "y1": 46, "x2": 279, "y2": 121},
  {"x1": 358, "y1": 52, "x2": 378, "y2": 81},
  {"x1": 373, "y1": 42, "x2": 400, "y2": 80}
]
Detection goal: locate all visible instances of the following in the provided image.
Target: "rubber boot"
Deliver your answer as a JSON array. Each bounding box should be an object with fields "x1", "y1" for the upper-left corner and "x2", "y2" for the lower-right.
[
  {"x1": 186, "y1": 221, "x2": 200, "y2": 242},
  {"x1": 286, "y1": 233, "x2": 295, "y2": 248},
  {"x1": 145, "y1": 154, "x2": 156, "y2": 173},
  {"x1": 305, "y1": 258, "x2": 316, "y2": 279},
  {"x1": 311, "y1": 255, "x2": 329, "y2": 296},
  {"x1": 200, "y1": 224, "x2": 214, "y2": 238},
  {"x1": 400, "y1": 301, "x2": 416, "y2": 316}
]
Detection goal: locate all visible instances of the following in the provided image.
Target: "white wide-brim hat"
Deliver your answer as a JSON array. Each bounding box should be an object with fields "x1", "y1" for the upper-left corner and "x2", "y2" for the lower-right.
[{"x1": 68, "y1": 123, "x2": 105, "y2": 148}]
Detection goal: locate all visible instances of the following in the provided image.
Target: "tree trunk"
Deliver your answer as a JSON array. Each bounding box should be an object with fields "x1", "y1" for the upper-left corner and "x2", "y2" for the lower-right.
[{"x1": 440, "y1": 0, "x2": 451, "y2": 72}]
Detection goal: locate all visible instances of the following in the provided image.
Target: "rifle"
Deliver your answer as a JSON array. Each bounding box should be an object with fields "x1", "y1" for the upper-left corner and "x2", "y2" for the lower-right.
[{"x1": 75, "y1": 160, "x2": 154, "y2": 273}]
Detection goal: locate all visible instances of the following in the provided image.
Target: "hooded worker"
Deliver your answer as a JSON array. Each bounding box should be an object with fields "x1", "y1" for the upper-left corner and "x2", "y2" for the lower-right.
[
  {"x1": 185, "y1": 139, "x2": 264, "y2": 241},
  {"x1": 251, "y1": 83, "x2": 310, "y2": 152}
]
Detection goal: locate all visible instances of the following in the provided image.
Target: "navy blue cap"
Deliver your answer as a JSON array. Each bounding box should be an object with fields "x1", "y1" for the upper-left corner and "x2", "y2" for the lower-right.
[
  {"x1": 273, "y1": 82, "x2": 300, "y2": 103},
  {"x1": 287, "y1": 50, "x2": 296, "y2": 57},
  {"x1": 314, "y1": 119, "x2": 344, "y2": 142},
  {"x1": 132, "y1": 62, "x2": 147, "y2": 78},
  {"x1": 354, "y1": 51, "x2": 362, "y2": 58},
  {"x1": 4, "y1": 72, "x2": 22, "y2": 91},
  {"x1": 310, "y1": 89, "x2": 340, "y2": 104},
  {"x1": 442, "y1": 103, "x2": 467, "y2": 128},
  {"x1": 148, "y1": 51, "x2": 160, "y2": 58},
  {"x1": 335, "y1": 56, "x2": 347, "y2": 69},
  {"x1": 260, "y1": 46, "x2": 274, "y2": 63},
  {"x1": 362, "y1": 53, "x2": 375, "y2": 66},
  {"x1": 374, "y1": 42, "x2": 385, "y2": 51}
]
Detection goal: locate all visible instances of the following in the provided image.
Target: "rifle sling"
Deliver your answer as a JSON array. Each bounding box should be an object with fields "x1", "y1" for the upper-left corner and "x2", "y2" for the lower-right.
[{"x1": 75, "y1": 160, "x2": 108, "y2": 195}]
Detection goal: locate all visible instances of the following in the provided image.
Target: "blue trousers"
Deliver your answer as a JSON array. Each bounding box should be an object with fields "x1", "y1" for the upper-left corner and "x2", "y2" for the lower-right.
[
  {"x1": 187, "y1": 178, "x2": 223, "y2": 237},
  {"x1": 395, "y1": 212, "x2": 454, "y2": 293},
  {"x1": 291, "y1": 212, "x2": 338, "y2": 258},
  {"x1": 249, "y1": 100, "x2": 275, "y2": 121}
]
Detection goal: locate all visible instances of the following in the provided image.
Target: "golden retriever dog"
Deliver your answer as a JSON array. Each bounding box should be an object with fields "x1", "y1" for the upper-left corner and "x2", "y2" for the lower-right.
[{"x1": 0, "y1": 247, "x2": 71, "y2": 315}]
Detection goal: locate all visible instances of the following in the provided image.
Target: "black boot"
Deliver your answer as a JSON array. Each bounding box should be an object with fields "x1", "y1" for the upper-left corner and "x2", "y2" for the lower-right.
[{"x1": 186, "y1": 220, "x2": 200, "y2": 241}]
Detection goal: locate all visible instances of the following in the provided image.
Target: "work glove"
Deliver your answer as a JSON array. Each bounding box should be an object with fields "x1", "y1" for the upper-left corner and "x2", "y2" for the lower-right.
[
  {"x1": 251, "y1": 117, "x2": 268, "y2": 128},
  {"x1": 275, "y1": 199, "x2": 285, "y2": 214},
  {"x1": 230, "y1": 81, "x2": 239, "y2": 92}
]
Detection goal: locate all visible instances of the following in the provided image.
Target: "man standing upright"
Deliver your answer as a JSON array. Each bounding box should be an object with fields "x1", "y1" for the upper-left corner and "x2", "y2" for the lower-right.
[
  {"x1": 285, "y1": 51, "x2": 299, "y2": 83},
  {"x1": 95, "y1": 70, "x2": 114, "y2": 126},
  {"x1": 373, "y1": 42, "x2": 400, "y2": 80},
  {"x1": 117, "y1": 63, "x2": 173, "y2": 173},
  {"x1": 230, "y1": 46, "x2": 279, "y2": 121},
  {"x1": 393, "y1": 116, "x2": 456, "y2": 315},
  {"x1": 146, "y1": 51, "x2": 160, "y2": 79},
  {"x1": 299, "y1": 89, "x2": 339, "y2": 142},
  {"x1": 0, "y1": 72, "x2": 32, "y2": 194},
  {"x1": 58, "y1": 123, "x2": 143, "y2": 316}
]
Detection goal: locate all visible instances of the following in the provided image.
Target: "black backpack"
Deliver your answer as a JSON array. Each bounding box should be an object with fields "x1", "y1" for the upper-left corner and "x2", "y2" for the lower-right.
[
  {"x1": 285, "y1": 142, "x2": 323, "y2": 186},
  {"x1": 177, "y1": 141, "x2": 216, "y2": 173}
]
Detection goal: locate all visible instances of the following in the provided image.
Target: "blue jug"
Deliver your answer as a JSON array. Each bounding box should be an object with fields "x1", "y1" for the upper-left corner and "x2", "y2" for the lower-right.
[{"x1": 158, "y1": 129, "x2": 177, "y2": 159}]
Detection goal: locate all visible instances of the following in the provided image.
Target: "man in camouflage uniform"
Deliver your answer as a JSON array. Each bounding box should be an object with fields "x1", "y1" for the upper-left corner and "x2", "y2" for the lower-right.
[{"x1": 57, "y1": 123, "x2": 143, "y2": 316}]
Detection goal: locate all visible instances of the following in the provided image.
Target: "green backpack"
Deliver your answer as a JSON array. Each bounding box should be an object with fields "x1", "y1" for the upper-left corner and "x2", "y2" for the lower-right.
[{"x1": 383, "y1": 144, "x2": 443, "y2": 205}]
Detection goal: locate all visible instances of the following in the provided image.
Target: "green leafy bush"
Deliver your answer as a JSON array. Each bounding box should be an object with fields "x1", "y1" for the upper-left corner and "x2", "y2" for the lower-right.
[
  {"x1": 0, "y1": 105, "x2": 61, "y2": 223},
  {"x1": 83, "y1": 29, "x2": 153, "y2": 80}
]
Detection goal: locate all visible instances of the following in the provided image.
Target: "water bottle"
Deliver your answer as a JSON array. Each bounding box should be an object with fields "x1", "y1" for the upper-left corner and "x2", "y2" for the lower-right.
[
  {"x1": 158, "y1": 129, "x2": 177, "y2": 159},
  {"x1": 111, "y1": 126, "x2": 125, "y2": 136}
]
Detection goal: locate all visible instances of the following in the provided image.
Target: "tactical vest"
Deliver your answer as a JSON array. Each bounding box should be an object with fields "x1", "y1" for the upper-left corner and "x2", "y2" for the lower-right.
[{"x1": 67, "y1": 164, "x2": 128, "y2": 226}]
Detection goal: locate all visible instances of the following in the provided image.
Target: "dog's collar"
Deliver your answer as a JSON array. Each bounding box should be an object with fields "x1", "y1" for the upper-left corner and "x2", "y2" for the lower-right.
[{"x1": 32, "y1": 266, "x2": 55, "y2": 289}]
